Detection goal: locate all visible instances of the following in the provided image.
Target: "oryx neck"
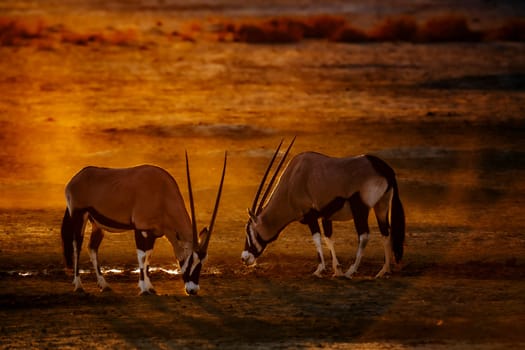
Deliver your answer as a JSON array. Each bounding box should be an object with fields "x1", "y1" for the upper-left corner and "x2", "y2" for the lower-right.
[{"x1": 256, "y1": 202, "x2": 297, "y2": 243}]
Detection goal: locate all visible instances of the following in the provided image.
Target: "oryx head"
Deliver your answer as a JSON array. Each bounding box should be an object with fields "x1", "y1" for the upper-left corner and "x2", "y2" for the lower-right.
[
  {"x1": 181, "y1": 151, "x2": 226, "y2": 295},
  {"x1": 242, "y1": 138, "x2": 295, "y2": 266}
]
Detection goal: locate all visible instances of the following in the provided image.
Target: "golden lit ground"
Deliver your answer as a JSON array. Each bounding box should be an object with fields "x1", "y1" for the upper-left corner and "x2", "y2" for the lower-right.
[{"x1": 1, "y1": 1, "x2": 525, "y2": 349}]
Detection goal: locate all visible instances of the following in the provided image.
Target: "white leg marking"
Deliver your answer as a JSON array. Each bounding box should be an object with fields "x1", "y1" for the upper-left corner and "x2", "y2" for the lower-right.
[
  {"x1": 375, "y1": 235, "x2": 392, "y2": 278},
  {"x1": 72, "y1": 240, "x2": 84, "y2": 292},
  {"x1": 312, "y1": 233, "x2": 325, "y2": 277},
  {"x1": 137, "y1": 249, "x2": 155, "y2": 294},
  {"x1": 324, "y1": 236, "x2": 343, "y2": 277},
  {"x1": 345, "y1": 233, "x2": 370, "y2": 279},
  {"x1": 72, "y1": 275, "x2": 83, "y2": 292},
  {"x1": 89, "y1": 249, "x2": 110, "y2": 291},
  {"x1": 189, "y1": 252, "x2": 201, "y2": 275}
]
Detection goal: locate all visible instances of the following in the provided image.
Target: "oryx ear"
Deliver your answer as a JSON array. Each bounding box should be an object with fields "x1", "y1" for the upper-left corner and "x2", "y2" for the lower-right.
[
  {"x1": 198, "y1": 227, "x2": 211, "y2": 254},
  {"x1": 199, "y1": 227, "x2": 208, "y2": 242}
]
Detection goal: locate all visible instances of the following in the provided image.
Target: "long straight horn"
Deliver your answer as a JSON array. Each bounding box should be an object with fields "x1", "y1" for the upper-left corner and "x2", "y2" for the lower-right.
[
  {"x1": 250, "y1": 139, "x2": 284, "y2": 214},
  {"x1": 256, "y1": 136, "x2": 296, "y2": 215},
  {"x1": 185, "y1": 151, "x2": 199, "y2": 251},
  {"x1": 201, "y1": 151, "x2": 227, "y2": 254}
]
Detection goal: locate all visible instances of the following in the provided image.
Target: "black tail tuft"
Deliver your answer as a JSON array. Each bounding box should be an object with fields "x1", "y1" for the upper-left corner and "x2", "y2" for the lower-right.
[
  {"x1": 365, "y1": 155, "x2": 406, "y2": 263},
  {"x1": 61, "y1": 208, "x2": 74, "y2": 269},
  {"x1": 390, "y1": 182, "x2": 405, "y2": 263}
]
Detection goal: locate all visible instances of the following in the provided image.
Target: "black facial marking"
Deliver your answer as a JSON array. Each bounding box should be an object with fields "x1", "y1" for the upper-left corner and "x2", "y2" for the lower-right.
[
  {"x1": 245, "y1": 223, "x2": 267, "y2": 257},
  {"x1": 182, "y1": 254, "x2": 202, "y2": 285}
]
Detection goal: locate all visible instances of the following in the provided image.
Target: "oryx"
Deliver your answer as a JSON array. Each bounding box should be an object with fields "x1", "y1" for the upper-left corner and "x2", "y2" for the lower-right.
[
  {"x1": 241, "y1": 139, "x2": 405, "y2": 279},
  {"x1": 61, "y1": 152, "x2": 226, "y2": 295}
]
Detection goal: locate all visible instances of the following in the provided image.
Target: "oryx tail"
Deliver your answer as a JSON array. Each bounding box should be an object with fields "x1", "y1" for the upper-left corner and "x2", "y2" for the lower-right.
[
  {"x1": 61, "y1": 208, "x2": 74, "y2": 269},
  {"x1": 366, "y1": 155, "x2": 405, "y2": 263}
]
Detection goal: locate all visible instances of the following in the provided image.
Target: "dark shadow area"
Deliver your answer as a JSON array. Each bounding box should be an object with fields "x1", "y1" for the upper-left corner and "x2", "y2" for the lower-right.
[{"x1": 421, "y1": 73, "x2": 525, "y2": 90}]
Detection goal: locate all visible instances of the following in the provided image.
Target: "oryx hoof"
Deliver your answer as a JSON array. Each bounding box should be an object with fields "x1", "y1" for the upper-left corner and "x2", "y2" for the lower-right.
[
  {"x1": 333, "y1": 267, "x2": 344, "y2": 278},
  {"x1": 74, "y1": 287, "x2": 86, "y2": 294},
  {"x1": 344, "y1": 270, "x2": 356, "y2": 279},
  {"x1": 375, "y1": 271, "x2": 391, "y2": 279},
  {"x1": 100, "y1": 286, "x2": 113, "y2": 293},
  {"x1": 139, "y1": 288, "x2": 157, "y2": 296},
  {"x1": 313, "y1": 264, "x2": 325, "y2": 278}
]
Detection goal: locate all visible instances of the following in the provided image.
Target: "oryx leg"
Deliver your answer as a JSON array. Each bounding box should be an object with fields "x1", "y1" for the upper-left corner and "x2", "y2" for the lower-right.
[
  {"x1": 345, "y1": 193, "x2": 370, "y2": 279},
  {"x1": 374, "y1": 190, "x2": 394, "y2": 278},
  {"x1": 88, "y1": 221, "x2": 111, "y2": 291},
  {"x1": 71, "y1": 211, "x2": 87, "y2": 292},
  {"x1": 307, "y1": 219, "x2": 326, "y2": 277},
  {"x1": 321, "y1": 219, "x2": 343, "y2": 277},
  {"x1": 135, "y1": 230, "x2": 157, "y2": 295}
]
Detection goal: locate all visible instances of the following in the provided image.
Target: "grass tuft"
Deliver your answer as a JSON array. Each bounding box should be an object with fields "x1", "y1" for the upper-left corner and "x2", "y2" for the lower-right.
[
  {"x1": 419, "y1": 15, "x2": 481, "y2": 42},
  {"x1": 369, "y1": 16, "x2": 419, "y2": 42},
  {"x1": 488, "y1": 19, "x2": 525, "y2": 41},
  {"x1": 0, "y1": 17, "x2": 46, "y2": 45}
]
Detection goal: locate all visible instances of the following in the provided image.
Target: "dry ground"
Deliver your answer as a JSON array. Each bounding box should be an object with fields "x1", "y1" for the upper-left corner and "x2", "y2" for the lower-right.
[{"x1": 1, "y1": 1, "x2": 525, "y2": 349}]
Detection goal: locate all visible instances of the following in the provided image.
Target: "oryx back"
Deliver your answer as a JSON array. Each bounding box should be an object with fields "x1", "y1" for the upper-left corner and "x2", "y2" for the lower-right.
[
  {"x1": 65, "y1": 165, "x2": 190, "y2": 234},
  {"x1": 243, "y1": 146, "x2": 405, "y2": 278},
  {"x1": 271, "y1": 152, "x2": 389, "y2": 220}
]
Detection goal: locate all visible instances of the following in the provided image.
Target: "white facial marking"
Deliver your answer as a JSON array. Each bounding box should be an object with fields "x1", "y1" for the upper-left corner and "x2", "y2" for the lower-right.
[
  {"x1": 241, "y1": 250, "x2": 255, "y2": 265},
  {"x1": 248, "y1": 224, "x2": 262, "y2": 251},
  {"x1": 141, "y1": 231, "x2": 148, "y2": 239},
  {"x1": 185, "y1": 281, "x2": 200, "y2": 295},
  {"x1": 189, "y1": 252, "x2": 201, "y2": 276},
  {"x1": 180, "y1": 254, "x2": 190, "y2": 274}
]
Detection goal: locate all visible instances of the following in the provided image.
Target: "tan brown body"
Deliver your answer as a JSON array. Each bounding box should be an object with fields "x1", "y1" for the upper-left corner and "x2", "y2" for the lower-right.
[
  {"x1": 62, "y1": 154, "x2": 226, "y2": 296},
  {"x1": 243, "y1": 143, "x2": 405, "y2": 279}
]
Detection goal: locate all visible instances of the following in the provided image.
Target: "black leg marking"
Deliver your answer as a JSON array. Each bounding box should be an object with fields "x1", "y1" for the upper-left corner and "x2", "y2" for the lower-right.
[
  {"x1": 134, "y1": 230, "x2": 157, "y2": 252},
  {"x1": 134, "y1": 230, "x2": 157, "y2": 283},
  {"x1": 88, "y1": 227, "x2": 104, "y2": 250},
  {"x1": 307, "y1": 218, "x2": 321, "y2": 235},
  {"x1": 377, "y1": 219, "x2": 390, "y2": 237},
  {"x1": 349, "y1": 192, "x2": 370, "y2": 235},
  {"x1": 89, "y1": 226, "x2": 104, "y2": 274},
  {"x1": 71, "y1": 211, "x2": 86, "y2": 278},
  {"x1": 320, "y1": 197, "x2": 346, "y2": 219},
  {"x1": 322, "y1": 219, "x2": 333, "y2": 238}
]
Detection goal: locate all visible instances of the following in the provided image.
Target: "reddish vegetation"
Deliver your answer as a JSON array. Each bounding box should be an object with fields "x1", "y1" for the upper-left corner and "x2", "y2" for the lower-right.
[
  {"x1": 1, "y1": 14, "x2": 524, "y2": 47},
  {"x1": 488, "y1": 18, "x2": 525, "y2": 41},
  {"x1": 0, "y1": 17, "x2": 46, "y2": 45},
  {"x1": 419, "y1": 15, "x2": 481, "y2": 42},
  {"x1": 368, "y1": 16, "x2": 419, "y2": 42},
  {"x1": 61, "y1": 29, "x2": 138, "y2": 46}
]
